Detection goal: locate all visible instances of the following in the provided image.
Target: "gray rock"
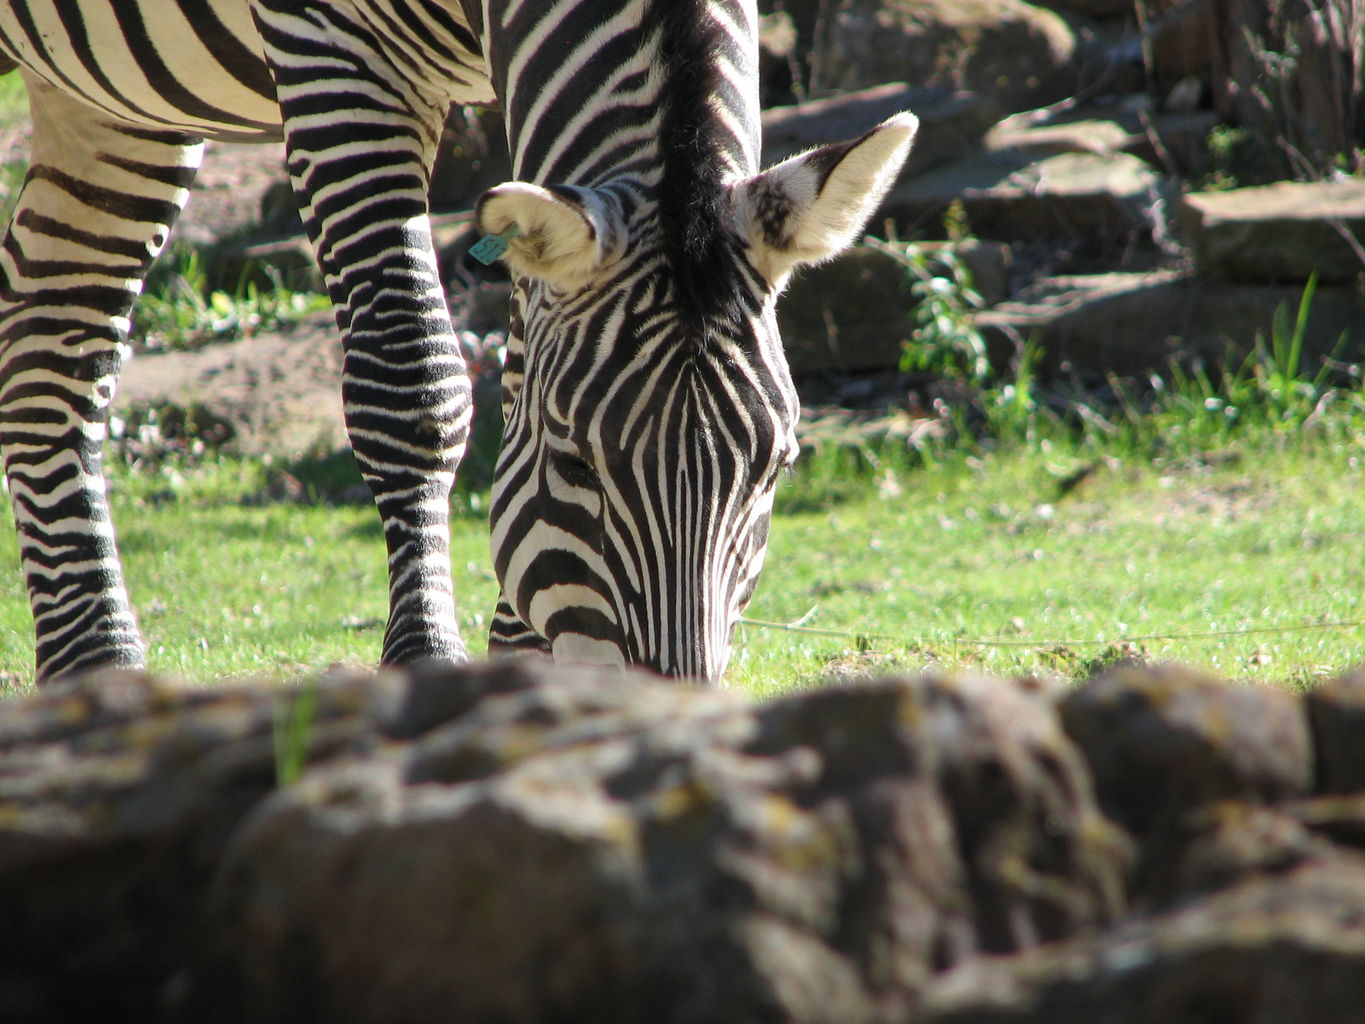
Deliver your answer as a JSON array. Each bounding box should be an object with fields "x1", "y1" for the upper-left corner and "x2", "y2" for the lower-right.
[
  {"x1": 8, "y1": 661, "x2": 1365, "y2": 1023},
  {"x1": 811, "y1": 0, "x2": 1078, "y2": 113},
  {"x1": 1180, "y1": 180, "x2": 1365, "y2": 283},
  {"x1": 919, "y1": 861, "x2": 1365, "y2": 1024},
  {"x1": 762, "y1": 83, "x2": 1005, "y2": 177},
  {"x1": 1060, "y1": 664, "x2": 1314, "y2": 841},
  {"x1": 986, "y1": 106, "x2": 1221, "y2": 176},
  {"x1": 884, "y1": 150, "x2": 1164, "y2": 242},
  {"x1": 779, "y1": 240, "x2": 1011, "y2": 377},
  {"x1": 183, "y1": 667, "x2": 1125, "y2": 1023},
  {"x1": 1306, "y1": 669, "x2": 1365, "y2": 795},
  {"x1": 975, "y1": 270, "x2": 1365, "y2": 378},
  {"x1": 0, "y1": 668, "x2": 383, "y2": 1021}
]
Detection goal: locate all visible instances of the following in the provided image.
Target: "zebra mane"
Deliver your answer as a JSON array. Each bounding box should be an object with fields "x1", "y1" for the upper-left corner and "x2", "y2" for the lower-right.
[{"x1": 651, "y1": 3, "x2": 755, "y2": 335}]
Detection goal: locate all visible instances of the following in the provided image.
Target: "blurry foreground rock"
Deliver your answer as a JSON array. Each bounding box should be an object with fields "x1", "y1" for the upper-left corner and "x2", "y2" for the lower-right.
[{"x1": 1, "y1": 662, "x2": 1363, "y2": 1022}]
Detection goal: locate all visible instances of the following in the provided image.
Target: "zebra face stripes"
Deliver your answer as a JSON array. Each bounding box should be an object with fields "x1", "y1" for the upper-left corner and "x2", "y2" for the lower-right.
[
  {"x1": 474, "y1": 2, "x2": 918, "y2": 679},
  {"x1": 488, "y1": 239, "x2": 800, "y2": 680},
  {"x1": 0, "y1": 0, "x2": 915, "y2": 684}
]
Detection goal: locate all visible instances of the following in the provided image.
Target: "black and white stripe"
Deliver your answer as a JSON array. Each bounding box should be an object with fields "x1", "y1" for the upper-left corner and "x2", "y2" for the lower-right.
[
  {"x1": 0, "y1": 0, "x2": 915, "y2": 683},
  {"x1": 476, "y1": 2, "x2": 917, "y2": 680}
]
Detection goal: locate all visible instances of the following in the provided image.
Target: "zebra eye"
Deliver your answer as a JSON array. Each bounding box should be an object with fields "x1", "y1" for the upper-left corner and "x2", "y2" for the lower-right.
[{"x1": 552, "y1": 449, "x2": 598, "y2": 488}]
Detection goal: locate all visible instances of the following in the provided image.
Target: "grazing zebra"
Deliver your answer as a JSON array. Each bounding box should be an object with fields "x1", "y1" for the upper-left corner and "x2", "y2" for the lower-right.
[{"x1": 0, "y1": 1, "x2": 916, "y2": 683}]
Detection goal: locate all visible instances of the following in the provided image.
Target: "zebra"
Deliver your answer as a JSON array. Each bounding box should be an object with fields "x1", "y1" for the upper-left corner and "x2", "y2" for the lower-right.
[{"x1": 0, "y1": 1, "x2": 916, "y2": 684}]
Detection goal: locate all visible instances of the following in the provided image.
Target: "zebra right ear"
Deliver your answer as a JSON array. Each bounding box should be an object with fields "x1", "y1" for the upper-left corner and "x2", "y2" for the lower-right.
[
  {"x1": 475, "y1": 182, "x2": 627, "y2": 291},
  {"x1": 731, "y1": 112, "x2": 918, "y2": 288}
]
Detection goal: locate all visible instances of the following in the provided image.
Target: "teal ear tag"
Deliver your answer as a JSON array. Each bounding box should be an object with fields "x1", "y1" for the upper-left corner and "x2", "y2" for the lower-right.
[{"x1": 469, "y1": 225, "x2": 519, "y2": 265}]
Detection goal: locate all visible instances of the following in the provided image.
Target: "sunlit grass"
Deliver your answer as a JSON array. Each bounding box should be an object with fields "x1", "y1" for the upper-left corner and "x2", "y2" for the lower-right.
[
  {"x1": 730, "y1": 434, "x2": 1365, "y2": 693},
  {"x1": 0, "y1": 72, "x2": 27, "y2": 127},
  {"x1": 1, "y1": 422, "x2": 1362, "y2": 694},
  {"x1": 0, "y1": 459, "x2": 498, "y2": 690}
]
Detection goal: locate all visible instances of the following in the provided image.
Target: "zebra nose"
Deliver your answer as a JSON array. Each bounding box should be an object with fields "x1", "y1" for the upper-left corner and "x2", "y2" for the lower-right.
[
  {"x1": 550, "y1": 632, "x2": 627, "y2": 671},
  {"x1": 653, "y1": 644, "x2": 728, "y2": 684}
]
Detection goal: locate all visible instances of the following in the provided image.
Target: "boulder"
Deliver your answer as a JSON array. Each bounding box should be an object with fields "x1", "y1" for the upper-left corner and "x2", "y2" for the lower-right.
[
  {"x1": 1060, "y1": 664, "x2": 1315, "y2": 907},
  {"x1": 7, "y1": 662, "x2": 1365, "y2": 1022},
  {"x1": 919, "y1": 861, "x2": 1365, "y2": 1024},
  {"x1": 779, "y1": 240, "x2": 1011, "y2": 377},
  {"x1": 974, "y1": 270, "x2": 1365, "y2": 378},
  {"x1": 986, "y1": 115, "x2": 1137, "y2": 158},
  {"x1": 1060, "y1": 664, "x2": 1314, "y2": 838},
  {"x1": 986, "y1": 105, "x2": 1220, "y2": 177},
  {"x1": 811, "y1": 0, "x2": 1079, "y2": 112},
  {"x1": 761, "y1": 83, "x2": 1004, "y2": 177},
  {"x1": 1305, "y1": 669, "x2": 1365, "y2": 795},
  {"x1": 1179, "y1": 180, "x2": 1365, "y2": 283},
  {"x1": 0, "y1": 668, "x2": 383, "y2": 1021},
  {"x1": 884, "y1": 150, "x2": 1164, "y2": 242},
  {"x1": 185, "y1": 667, "x2": 1125, "y2": 1023}
]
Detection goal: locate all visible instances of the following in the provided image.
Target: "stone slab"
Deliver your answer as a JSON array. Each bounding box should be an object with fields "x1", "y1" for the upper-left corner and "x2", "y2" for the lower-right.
[{"x1": 1180, "y1": 180, "x2": 1365, "y2": 283}]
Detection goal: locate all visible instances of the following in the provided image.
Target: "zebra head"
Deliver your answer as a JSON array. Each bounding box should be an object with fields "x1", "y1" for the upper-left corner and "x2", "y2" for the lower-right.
[{"x1": 477, "y1": 114, "x2": 917, "y2": 681}]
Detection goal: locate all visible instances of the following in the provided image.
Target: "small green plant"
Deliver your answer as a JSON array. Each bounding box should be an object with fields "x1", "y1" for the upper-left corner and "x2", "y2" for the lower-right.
[
  {"x1": 135, "y1": 248, "x2": 329, "y2": 351},
  {"x1": 1135, "y1": 273, "x2": 1348, "y2": 451},
  {"x1": 981, "y1": 335, "x2": 1044, "y2": 442},
  {"x1": 1249, "y1": 272, "x2": 1344, "y2": 426},
  {"x1": 0, "y1": 72, "x2": 28, "y2": 129},
  {"x1": 273, "y1": 677, "x2": 319, "y2": 787},
  {"x1": 0, "y1": 159, "x2": 28, "y2": 230},
  {"x1": 867, "y1": 237, "x2": 990, "y2": 384}
]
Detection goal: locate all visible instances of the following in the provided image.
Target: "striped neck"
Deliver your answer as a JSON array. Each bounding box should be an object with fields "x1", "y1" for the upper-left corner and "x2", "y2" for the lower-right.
[{"x1": 484, "y1": 0, "x2": 760, "y2": 189}]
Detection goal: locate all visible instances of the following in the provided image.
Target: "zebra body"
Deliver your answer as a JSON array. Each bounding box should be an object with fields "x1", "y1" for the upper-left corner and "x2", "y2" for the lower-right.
[{"x1": 0, "y1": 0, "x2": 916, "y2": 682}]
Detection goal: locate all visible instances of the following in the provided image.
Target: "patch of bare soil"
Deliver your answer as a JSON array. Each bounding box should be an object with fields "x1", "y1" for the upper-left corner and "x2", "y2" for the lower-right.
[
  {"x1": 109, "y1": 140, "x2": 348, "y2": 460},
  {"x1": 115, "y1": 311, "x2": 348, "y2": 459},
  {"x1": 175, "y1": 140, "x2": 294, "y2": 248}
]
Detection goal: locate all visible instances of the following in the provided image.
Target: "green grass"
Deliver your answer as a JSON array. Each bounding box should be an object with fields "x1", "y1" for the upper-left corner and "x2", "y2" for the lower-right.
[
  {"x1": 134, "y1": 248, "x2": 331, "y2": 351},
  {"x1": 0, "y1": 460, "x2": 499, "y2": 689},
  {"x1": 0, "y1": 72, "x2": 27, "y2": 127},
  {"x1": 1, "y1": 419, "x2": 1362, "y2": 694},
  {"x1": 0, "y1": 136, "x2": 1359, "y2": 694},
  {"x1": 729, "y1": 435, "x2": 1365, "y2": 694}
]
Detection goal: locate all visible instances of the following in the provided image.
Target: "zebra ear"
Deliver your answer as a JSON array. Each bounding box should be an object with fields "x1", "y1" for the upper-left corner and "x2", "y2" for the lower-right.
[
  {"x1": 475, "y1": 182, "x2": 626, "y2": 290},
  {"x1": 732, "y1": 112, "x2": 918, "y2": 287}
]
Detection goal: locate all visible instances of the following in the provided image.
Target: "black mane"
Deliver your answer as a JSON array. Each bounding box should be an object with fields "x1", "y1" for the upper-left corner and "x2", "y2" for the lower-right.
[{"x1": 651, "y1": 3, "x2": 756, "y2": 334}]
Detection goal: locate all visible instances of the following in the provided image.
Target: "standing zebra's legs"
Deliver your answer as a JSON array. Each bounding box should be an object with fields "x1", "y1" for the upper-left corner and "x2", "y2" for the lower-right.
[
  {"x1": 252, "y1": 1, "x2": 470, "y2": 665},
  {"x1": 0, "y1": 80, "x2": 202, "y2": 681}
]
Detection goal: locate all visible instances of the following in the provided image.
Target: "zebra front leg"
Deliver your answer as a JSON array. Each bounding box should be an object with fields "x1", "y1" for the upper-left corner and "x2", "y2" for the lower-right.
[
  {"x1": 252, "y1": 1, "x2": 469, "y2": 665},
  {"x1": 487, "y1": 595, "x2": 551, "y2": 658},
  {"x1": 0, "y1": 81, "x2": 202, "y2": 681}
]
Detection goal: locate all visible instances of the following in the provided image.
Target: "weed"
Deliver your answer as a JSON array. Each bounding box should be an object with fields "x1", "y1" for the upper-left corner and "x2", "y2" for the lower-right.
[
  {"x1": 882, "y1": 240, "x2": 990, "y2": 384},
  {"x1": 0, "y1": 71, "x2": 27, "y2": 128},
  {"x1": 135, "y1": 248, "x2": 329, "y2": 351},
  {"x1": 273, "y1": 677, "x2": 319, "y2": 787}
]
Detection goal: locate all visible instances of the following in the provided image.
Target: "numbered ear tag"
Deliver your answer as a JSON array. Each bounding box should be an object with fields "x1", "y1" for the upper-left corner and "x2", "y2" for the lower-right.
[{"x1": 469, "y1": 225, "x2": 519, "y2": 265}]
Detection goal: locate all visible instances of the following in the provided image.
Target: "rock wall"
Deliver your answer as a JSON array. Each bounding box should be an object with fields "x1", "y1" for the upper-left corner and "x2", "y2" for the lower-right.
[
  {"x1": 105, "y1": 0, "x2": 1365, "y2": 466},
  {"x1": 3, "y1": 662, "x2": 1363, "y2": 1022}
]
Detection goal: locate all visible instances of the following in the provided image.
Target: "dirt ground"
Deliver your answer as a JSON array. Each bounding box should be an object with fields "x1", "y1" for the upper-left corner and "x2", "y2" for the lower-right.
[
  {"x1": 111, "y1": 140, "x2": 502, "y2": 462},
  {"x1": 111, "y1": 140, "x2": 348, "y2": 458}
]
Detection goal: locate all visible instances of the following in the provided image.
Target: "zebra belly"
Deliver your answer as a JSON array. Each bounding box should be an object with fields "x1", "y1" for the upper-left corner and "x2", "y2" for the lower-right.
[{"x1": 0, "y1": 0, "x2": 495, "y2": 141}]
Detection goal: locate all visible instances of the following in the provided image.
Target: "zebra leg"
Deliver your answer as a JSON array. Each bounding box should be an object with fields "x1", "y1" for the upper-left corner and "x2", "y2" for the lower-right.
[
  {"x1": 0, "y1": 80, "x2": 202, "y2": 681},
  {"x1": 251, "y1": 1, "x2": 469, "y2": 665},
  {"x1": 487, "y1": 595, "x2": 551, "y2": 657},
  {"x1": 485, "y1": 286, "x2": 549, "y2": 659}
]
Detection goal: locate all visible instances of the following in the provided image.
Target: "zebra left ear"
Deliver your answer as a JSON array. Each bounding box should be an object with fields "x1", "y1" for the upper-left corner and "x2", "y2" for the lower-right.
[
  {"x1": 731, "y1": 112, "x2": 918, "y2": 287},
  {"x1": 475, "y1": 182, "x2": 627, "y2": 290}
]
